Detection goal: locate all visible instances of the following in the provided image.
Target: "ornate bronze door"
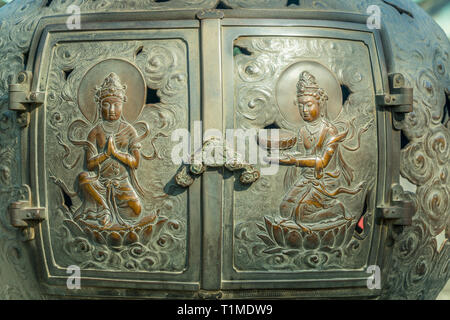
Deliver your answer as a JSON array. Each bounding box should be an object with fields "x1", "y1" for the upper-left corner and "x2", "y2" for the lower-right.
[
  {"x1": 9, "y1": 9, "x2": 416, "y2": 299},
  {"x1": 218, "y1": 15, "x2": 403, "y2": 297},
  {"x1": 19, "y1": 13, "x2": 203, "y2": 296}
]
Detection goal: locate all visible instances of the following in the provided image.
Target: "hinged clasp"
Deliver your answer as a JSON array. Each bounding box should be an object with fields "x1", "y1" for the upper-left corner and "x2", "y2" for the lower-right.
[
  {"x1": 9, "y1": 71, "x2": 45, "y2": 127},
  {"x1": 376, "y1": 73, "x2": 413, "y2": 113},
  {"x1": 196, "y1": 9, "x2": 225, "y2": 20},
  {"x1": 379, "y1": 184, "x2": 415, "y2": 226},
  {"x1": 9, "y1": 194, "x2": 46, "y2": 241},
  {"x1": 197, "y1": 290, "x2": 223, "y2": 300},
  {"x1": 175, "y1": 137, "x2": 260, "y2": 187}
]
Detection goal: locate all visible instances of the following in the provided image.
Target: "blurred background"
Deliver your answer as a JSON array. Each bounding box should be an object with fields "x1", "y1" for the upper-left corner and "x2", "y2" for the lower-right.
[
  {"x1": 413, "y1": 0, "x2": 450, "y2": 38},
  {"x1": 0, "y1": 0, "x2": 448, "y2": 299}
]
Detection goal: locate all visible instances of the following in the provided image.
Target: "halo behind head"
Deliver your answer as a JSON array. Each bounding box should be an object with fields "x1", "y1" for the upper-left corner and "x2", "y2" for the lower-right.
[
  {"x1": 78, "y1": 59, "x2": 146, "y2": 124},
  {"x1": 276, "y1": 61, "x2": 342, "y2": 125}
]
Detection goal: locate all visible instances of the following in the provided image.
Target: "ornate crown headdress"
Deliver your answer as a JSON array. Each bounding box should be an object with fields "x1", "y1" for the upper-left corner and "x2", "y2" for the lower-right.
[
  {"x1": 94, "y1": 72, "x2": 128, "y2": 103},
  {"x1": 296, "y1": 71, "x2": 328, "y2": 103}
]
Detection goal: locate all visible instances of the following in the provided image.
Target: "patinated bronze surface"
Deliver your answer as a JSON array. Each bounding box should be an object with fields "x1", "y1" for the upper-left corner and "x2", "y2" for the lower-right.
[
  {"x1": 0, "y1": 0, "x2": 448, "y2": 300},
  {"x1": 228, "y1": 38, "x2": 376, "y2": 273},
  {"x1": 45, "y1": 40, "x2": 192, "y2": 272}
]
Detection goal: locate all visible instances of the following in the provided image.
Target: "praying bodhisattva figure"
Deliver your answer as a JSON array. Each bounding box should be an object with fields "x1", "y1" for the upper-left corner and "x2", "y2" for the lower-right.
[{"x1": 76, "y1": 73, "x2": 144, "y2": 228}]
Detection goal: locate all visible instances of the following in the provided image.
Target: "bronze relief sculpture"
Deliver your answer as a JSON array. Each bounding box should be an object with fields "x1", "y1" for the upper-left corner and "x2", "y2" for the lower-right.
[
  {"x1": 267, "y1": 70, "x2": 364, "y2": 234},
  {"x1": 231, "y1": 41, "x2": 377, "y2": 272},
  {"x1": 76, "y1": 72, "x2": 145, "y2": 228},
  {"x1": 44, "y1": 42, "x2": 191, "y2": 272},
  {"x1": 0, "y1": 0, "x2": 448, "y2": 300}
]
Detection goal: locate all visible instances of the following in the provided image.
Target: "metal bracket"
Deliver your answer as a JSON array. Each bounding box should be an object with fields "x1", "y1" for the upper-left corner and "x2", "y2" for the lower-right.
[
  {"x1": 175, "y1": 137, "x2": 260, "y2": 187},
  {"x1": 9, "y1": 71, "x2": 45, "y2": 127},
  {"x1": 376, "y1": 73, "x2": 413, "y2": 114},
  {"x1": 197, "y1": 290, "x2": 223, "y2": 300},
  {"x1": 379, "y1": 184, "x2": 415, "y2": 226},
  {"x1": 196, "y1": 9, "x2": 225, "y2": 20},
  {"x1": 9, "y1": 197, "x2": 46, "y2": 241}
]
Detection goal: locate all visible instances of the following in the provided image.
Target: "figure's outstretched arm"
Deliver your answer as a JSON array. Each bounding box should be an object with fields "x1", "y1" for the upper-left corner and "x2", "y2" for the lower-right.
[
  {"x1": 272, "y1": 134, "x2": 343, "y2": 169},
  {"x1": 295, "y1": 145, "x2": 336, "y2": 169},
  {"x1": 265, "y1": 154, "x2": 315, "y2": 166},
  {"x1": 294, "y1": 132, "x2": 345, "y2": 169}
]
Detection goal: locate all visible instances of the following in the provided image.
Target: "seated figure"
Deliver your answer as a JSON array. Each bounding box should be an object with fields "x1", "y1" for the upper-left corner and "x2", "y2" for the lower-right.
[
  {"x1": 273, "y1": 71, "x2": 362, "y2": 233},
  {"x1": 76, "y1": 72, "x2": 143, "y2": 227}
]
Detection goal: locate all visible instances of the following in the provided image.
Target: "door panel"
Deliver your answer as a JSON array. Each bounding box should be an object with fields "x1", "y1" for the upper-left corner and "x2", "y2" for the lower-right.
[
  {"x1": 32, "y1": 24, "x2": 202, "y2": 293},
  {"x1": 221, "y1": 23, "x2": 388, "y2": 292}
]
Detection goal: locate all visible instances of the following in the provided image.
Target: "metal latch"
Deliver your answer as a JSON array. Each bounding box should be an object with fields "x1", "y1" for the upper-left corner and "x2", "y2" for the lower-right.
[
  {"x1": 174, "y1": 137, "x2": 260, "y2": 187},
  {"x1": 9, "y1": 71, "x2": 45, "y2": 127},
  {"x1": 376, "y1": 73, "x2": 413, "y2": 113},
  {"x1": 196, "y1": 9, "x2": 225, "y2": 20},
  {"x1": 9, "y1": 198, "x2": 45, "y2": 241},
  {"x1": 379, "y1": 184, "x2": 415, "y2": 226},
  {"x1": 197, "y1": 290, "x2": 223, "y2": 300}
]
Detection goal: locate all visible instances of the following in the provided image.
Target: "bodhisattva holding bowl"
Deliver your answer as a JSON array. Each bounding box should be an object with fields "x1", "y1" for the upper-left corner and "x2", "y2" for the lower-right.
[{"x1": 266, "y1": 71, "x2": 363, "y2": 233}]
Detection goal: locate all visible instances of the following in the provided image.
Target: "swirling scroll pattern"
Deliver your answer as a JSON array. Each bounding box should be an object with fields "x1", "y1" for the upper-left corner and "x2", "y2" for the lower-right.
[
  {"x1": 237, "y1": 86, "x2": 276, "y2": 128},
  {"x1": 417, "y1": 180, "x2": 449, "y2": 236},
  {"x1": 376, "y1": 0, "x2": 450, "y2": 300},
  {"x1": 0, "y1": 0, "x2": 448, "y2": 299},
  {"x1": 234, "y1": 37, "x2": 373, "y2": 130},
  {"x1": 400, "y1": 142, "x2": 434, "y2": 186},
  {"x1": 223, "y1": 0, "x2": 356, "y2": 10}
]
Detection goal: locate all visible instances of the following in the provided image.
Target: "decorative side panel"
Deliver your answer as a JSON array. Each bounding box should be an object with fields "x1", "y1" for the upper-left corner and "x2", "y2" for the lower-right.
[
  {"x1": 231, "y1": 37, "x2": 377, "y2": 271},
  {"x1": 45, "y1": 39, "x2": 190, "y2": 273}
]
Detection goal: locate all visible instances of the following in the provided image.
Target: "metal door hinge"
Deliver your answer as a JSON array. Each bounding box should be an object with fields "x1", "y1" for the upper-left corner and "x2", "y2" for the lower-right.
[
  {"x1": 9, "y1": 198, "x2": 46, "y2": 241},
  {"x1": 379, "y1": 184, "x2": 415, "y2": 226},
  {"x1": 9, "y1": 71, "x2": 45, "y2": 127},
  {"x1": 376, "y1": 73, "x2": 413, "y2": 114}
]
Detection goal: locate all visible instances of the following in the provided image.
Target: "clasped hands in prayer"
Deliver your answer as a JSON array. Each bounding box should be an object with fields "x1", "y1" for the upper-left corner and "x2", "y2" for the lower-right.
[{"x1": 105, "y1": 136, "x2": 119, "y2": 158}]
